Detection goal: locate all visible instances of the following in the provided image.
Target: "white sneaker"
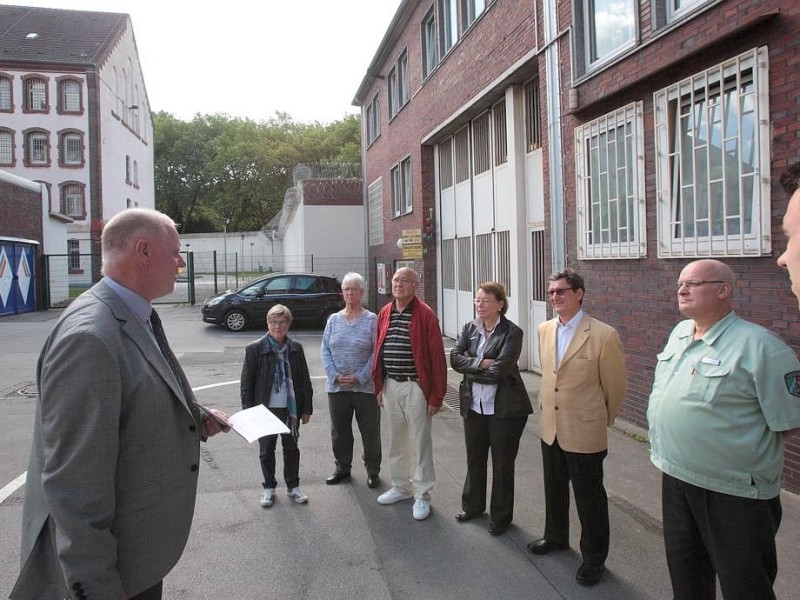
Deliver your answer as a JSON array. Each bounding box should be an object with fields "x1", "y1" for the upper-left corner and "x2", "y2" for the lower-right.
[
  {"x1": 377, "y1": 487, "x2": 413, "y2": 505},
  {"x1": 260, "y1": 488, "x2": 275, "y2": 507},
  {"x1": 412, "y1": 499, "x2": 431, "y2": 521},
  {"x1": 288, "y1": 487, "x2": 308, "y2": 504}
]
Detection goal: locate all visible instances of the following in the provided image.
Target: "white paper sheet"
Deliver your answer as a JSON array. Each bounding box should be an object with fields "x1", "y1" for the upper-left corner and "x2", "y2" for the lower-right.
[{"x1": 227, "y1": 404, "x2": 291, "y2": 443}]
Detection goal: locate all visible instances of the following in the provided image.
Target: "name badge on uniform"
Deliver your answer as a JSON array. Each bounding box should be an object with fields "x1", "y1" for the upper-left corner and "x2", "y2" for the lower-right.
[{"x1": 701, "y1": 357, "x2": 721, "y2": 366}]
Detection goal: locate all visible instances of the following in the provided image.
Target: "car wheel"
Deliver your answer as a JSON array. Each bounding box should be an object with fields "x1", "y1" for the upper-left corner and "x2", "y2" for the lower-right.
[{"x1": 224, "y1": 309, "x2": 248, "y2": 332}]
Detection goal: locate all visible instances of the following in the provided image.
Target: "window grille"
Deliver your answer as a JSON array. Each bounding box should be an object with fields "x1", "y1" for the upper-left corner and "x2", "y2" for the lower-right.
[
  {"x1": 60, "y1": 80, "x2": 80, "y2": 112},
  {"x1": 654, "y1": 47, "x2": 770, "y2": 257},
  {"x1": 62, "y1": 132, "x2": 83, "y2": 165},
  {"x1": 439, "y1": 137, "x2": 453, "y2": 190},
  {"x1": 368, "y1": 178, "x2": 384, "y2": 246},
  {"x1": 455, "y1": 127, "x2": 470, "y2": 183},
  {"x1": 27, "y1": 132, "x2": 48, "y2": 164},
  {"x1": 496, "y1": 231, "x2": 511, "y2": 296},
  {"x1": 0, "y1": 131, "x2": 12, "y2": 165},
  {"x1": 68, "y1": 239, "x2": 80, "y2": 270},
  {"x1": 473, "y1": 113, "x2": 490, "y2": 175},
  {"x1": 493, "y1": 101, "x2": 508, "y2": 166},
  {"x1": 26, "y1": 78, "x2": 46, "y2": 111},
  {"x1": 531, "y1": 230, "x2": 546, "y2": 302},
  {"x1": 475, "y1": 233, "x2": 493, "y2": 285},
  {"x1": 457, "y1": 237, "x2": 472, "y2": 292},
  {"x1": 525, "y1": 78, "x2": 542, "y2": 151},
  {"x1": 576, "y1": 101, "x2": 645, "y2": 259},
  {"x1": 442, "y1": 238, "x2": 455, "y2": 289},
  {"x1": 63, "y1": 184, "x2": 83, "y2": 218},
  {"x1": 0, "y1": 77, "x2": 11, "y2": 110}
]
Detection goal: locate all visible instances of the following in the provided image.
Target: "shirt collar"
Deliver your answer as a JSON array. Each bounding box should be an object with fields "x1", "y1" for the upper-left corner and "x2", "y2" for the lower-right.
[
  {"x1": 558, "y1": 308, "x2": 584, "y2": 330},
  {"x1": 103, "y1": 276, "x2": 153, "y2": 325}
]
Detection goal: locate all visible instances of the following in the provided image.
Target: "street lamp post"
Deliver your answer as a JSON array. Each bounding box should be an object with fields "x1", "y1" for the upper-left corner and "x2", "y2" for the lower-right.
[
  {"x1": 223, "y1": 219, "x2": 230, "y2": 289},
  {"x1": 250, "y1": 242, "x2": 254, "y2": 273}
]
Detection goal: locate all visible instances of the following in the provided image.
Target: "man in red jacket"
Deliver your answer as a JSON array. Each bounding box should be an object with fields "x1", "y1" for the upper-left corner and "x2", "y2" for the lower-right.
[{"x1": 373, "y1": 267, "x2": 447, "y2": 521}]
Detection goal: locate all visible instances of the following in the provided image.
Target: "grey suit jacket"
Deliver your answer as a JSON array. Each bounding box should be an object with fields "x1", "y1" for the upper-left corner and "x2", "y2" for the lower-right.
[{"x1": 11, "y1": 280, "x2": 204, "y2": 599}]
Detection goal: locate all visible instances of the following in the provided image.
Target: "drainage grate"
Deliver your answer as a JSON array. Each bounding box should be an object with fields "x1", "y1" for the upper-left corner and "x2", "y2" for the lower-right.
[{"x1": 442, "y1": 384, "x2": 461, "y2": 412}]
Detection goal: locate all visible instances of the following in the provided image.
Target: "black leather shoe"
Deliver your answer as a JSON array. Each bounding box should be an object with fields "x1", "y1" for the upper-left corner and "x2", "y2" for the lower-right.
[
  {"x1": 367, "y1": 474, "x2": 380, "y2": 489},
  {"x1": 455, "y1": 511, "x2": 482, "y2": 522},
  {"x1": 326, "y1": 471, "x2": 351, "y2": 485},
  {"x1": 489, "y1": 523, "x2": 507, "y2": 536},
  {"x1": 527, "y1": 538, "x2": 568, "y2": 555},
  {"x1": 576, "y1": 563, "x2": 605, "y2": 587}
]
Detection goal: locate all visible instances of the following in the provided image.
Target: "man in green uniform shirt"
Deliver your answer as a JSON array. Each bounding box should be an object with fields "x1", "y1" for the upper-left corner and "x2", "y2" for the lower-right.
[{"x1": 648, "y1": 259, "x2": 800, "y2": 600}]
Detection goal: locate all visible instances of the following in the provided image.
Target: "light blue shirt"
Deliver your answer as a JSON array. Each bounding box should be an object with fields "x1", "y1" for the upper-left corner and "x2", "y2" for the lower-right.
[
  {"x1": 320, "y1": 310, "x2": 377, "y2": 394},
  {"x1": 648, "y1": 311, "x2": 800, "y2": 499},
  {"x1": 556, "y1": 308, "x2": 584, "y2": 367}
]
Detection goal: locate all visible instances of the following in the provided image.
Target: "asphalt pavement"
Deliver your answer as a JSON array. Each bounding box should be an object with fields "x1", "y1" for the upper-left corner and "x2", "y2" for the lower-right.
[{"x1": 1, "y1": 305, "x2": 799, "y2": 599}]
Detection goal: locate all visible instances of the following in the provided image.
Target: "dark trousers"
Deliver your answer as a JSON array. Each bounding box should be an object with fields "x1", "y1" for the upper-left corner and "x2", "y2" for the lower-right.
[
  {"x1": 328, "y1": 391, "x2": 382, "y2": 474},
  {"x1": 661, "y1": 473, "x2": 781, "y2": 600},
  {"x1": 258, "y1": 407, "x2": 300, "y2": 489},
  {"x1": 541, "y1": 438, "x2": 609, "y2": 566},
  {"x1": 130, "y1": 581, "x2": 162, "y2": 600},
  {"x1": 462, "y1": 411, "x2": 527, "y2": 529}
]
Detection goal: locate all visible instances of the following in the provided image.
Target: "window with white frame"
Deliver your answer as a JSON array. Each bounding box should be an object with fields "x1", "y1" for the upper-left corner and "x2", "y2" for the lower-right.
[
  {"x1": 493, "y1": 100, "x2": 507, "y2": 166},
  {"x1": 61, "y1": 182, "x2": 86, "y2": 219},
  {"x1": 24, "y1": 130, "x2": 49, "y2": 165},
  {"x1": 473, "y1": 113, "x2": 491, "y2": 175},
  {"x1": 134, "y1": 160, "x2": 139, "y2": 187},
  {"x1": 666, "y1": 0, "x2": 709, "y2": 23},
  {"x1": 397, "y1": 50, "x2": 409, "y2": 108},
  {"x1": 387, "y1": 67, "x2": 397, "y2": 118},
  {"x1": 438, "y1": 0, "x2": 458, "y2": 56},
  {"x1": 461, "y1": 0, "x2": 486, "y2": 30},
  {"x1": 391, "y1": 157, "x2": 412, "y2": 217},
  {"x1": 0, "y1": 129, "x2": 14, "y2": 165},
  {"x1": 654, "y1": 47, "x2": 770, "y2": 257},
  {"x1": 366, "y1": 93, "x2": 380, "y2": 146},
  {"x1": 582, "y1": 0, "x2": 636, "y2": 68},
  {"x1": 422, "y1": 8, "x2": 438, "y2": 79},
  {"x1": 125, "y1": 155, "x2": 131, "y2": 184},
  {"x1": 368, "y1": 177, "x2": 384, "y2": 246},
  {"x1": 0, "y1": 75, "x2": 12, "y2": 111},
  {"x1": 525, "y1": 77, "x2": 542, "y2": 151},
  {"x1": 58, "y1": 78, "x2": 82, "y2": 113},
  {"x1": 24, "y1": 76, "x2": 47, "y2": 112},
  {"x1": 59, "y1": 131, "x2": 84, "y2": 166},
  {"x1": 576, "y1": 102, "x2": 645, "y2": 259}
]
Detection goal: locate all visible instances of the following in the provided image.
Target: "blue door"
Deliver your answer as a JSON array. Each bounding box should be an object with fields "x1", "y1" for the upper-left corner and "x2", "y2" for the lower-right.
[{"x1": 0, "y1": 240, "x2": 37, "y2": 316}]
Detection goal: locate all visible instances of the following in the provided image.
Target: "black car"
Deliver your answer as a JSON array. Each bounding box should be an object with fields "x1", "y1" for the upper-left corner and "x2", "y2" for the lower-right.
[{"x1": 202, "y1": 272, "x2": 344, "y2": 331}]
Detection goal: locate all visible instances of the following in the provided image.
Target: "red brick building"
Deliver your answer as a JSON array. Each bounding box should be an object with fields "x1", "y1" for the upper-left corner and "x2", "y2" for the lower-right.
[{"x1": 355, "y1": 0, "x2": 800, "y2": 490}]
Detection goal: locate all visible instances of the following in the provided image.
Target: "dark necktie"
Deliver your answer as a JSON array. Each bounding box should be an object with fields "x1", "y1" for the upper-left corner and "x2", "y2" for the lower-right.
[{"x1": 150, "y1": 308, "x2": 196, "y2": 405}]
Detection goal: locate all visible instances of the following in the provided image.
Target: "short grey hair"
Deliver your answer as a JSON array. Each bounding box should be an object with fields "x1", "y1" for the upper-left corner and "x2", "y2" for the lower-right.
[
  {"x1": 267, "y1": 303, "x2": 293, "y2": 324},
  {"x1": 341, "y1": 272, "x2": 365, "y2": 290}
]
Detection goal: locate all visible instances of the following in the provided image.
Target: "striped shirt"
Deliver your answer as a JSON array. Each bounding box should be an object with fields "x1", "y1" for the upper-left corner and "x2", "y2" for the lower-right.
[{"x1": 381, "y1": 302, "x2": 417, "y2": 378}]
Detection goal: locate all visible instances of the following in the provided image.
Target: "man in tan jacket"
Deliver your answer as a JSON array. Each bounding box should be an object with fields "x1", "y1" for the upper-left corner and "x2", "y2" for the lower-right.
[{"x1": 527, "y1": 269, "x2": 627, "y2": 587}]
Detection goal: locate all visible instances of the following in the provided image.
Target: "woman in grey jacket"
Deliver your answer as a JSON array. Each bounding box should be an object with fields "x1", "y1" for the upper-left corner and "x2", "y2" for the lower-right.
[
  {"x1": 241, "y1": 304, "x2": 313, "y2": 508},
  {"x1": 450, "y1": 281, "x2": 533, "y2": 536}
]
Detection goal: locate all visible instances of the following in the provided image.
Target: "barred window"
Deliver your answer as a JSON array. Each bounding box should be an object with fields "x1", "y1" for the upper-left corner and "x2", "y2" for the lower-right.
[
  {"x1": 368, "y1": 178, "x2": 384, "y2": 246},
  {"x1": 25, "y1": 130, "x2": 49, "y2": 165},
  {"x1": 493, "y1": 101, "x2": 507, "y2": 166},
  {"x1": 25, "y1": 77, "x2": 47, "y2": 111},
  {"x1": 496, "y1": 231, "x2": 511, "y2": 296},
  {"x1": 59, "y1": 131, "x2": 84, "y2": 166},
  {"x1": 457, "y1": 237, "x2": 472, "y2": 292},
  {"x1": 473, "y1": 113, "x2": 490, "y2": 175},
  {"x1": 439, "y1": 137, "x2": 453, "y2": 190},
  {"x1": 59, "y1": 79, "x2": 81, "y2": 113},
  {"x1": 531, "y1": 230, "x2": 547, "y2": 302},
  {"x1": 475, "y1": 233, "x2": 493, "y2": 285},
  {"x1": 68, "y1": 239, "x2": 80, "y2": 270},
  {"x1": 655, "y1": 47, "x2": 770, "y2": 257},
  {"x1": 525, "y1": 77, "x2": 542, "y2": 151},
  {"x1": 61, "y1": 182, "x2": 85, "y2": 219},
  {"x1": 0, "y1": 130, "x2": 13, "y2": 165},
  {"x1": 442, "y1": 238, "x2": 455, "y2": 289},
  {"x1": 576, "y1": 101, "x2": 645, "y2": 259},
  {"x1": 454, "y1": 127, "x2": 470, "y2": 183},
  {"x1": 0, "y1": 76, "x2": 11, "y2": 111}
]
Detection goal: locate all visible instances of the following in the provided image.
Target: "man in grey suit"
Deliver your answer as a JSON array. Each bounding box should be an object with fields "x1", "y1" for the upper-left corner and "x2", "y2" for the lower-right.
[{"x1": 11, "y1": 208, "x2": 229, "y2": 600}]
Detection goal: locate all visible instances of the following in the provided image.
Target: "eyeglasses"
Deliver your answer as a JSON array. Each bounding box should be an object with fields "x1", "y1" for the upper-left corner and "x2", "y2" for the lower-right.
[
  {"x1": 268, "y1": 319, "x2": 289, "y2": 327},
  {"x1": 547, "y1": 287, "x2": 574, "y2": 297},
  {"x1": 676, "y1": 280, "x2": 725, "y2": 289},
  {"x1": 392, "y1": 278, "x2": 417, "y2": 285},
  {"x1": 342, "y1": 287, "x2": 363, "y2": 293},
  {"x1": 474, "y1": 298, "x2": 498, "y2": 306}
]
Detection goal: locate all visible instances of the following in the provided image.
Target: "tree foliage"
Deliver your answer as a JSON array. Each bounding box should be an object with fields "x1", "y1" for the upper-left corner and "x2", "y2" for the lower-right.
[{"x1": 154, "y1": 111, "x2": 362, "y2": 233}]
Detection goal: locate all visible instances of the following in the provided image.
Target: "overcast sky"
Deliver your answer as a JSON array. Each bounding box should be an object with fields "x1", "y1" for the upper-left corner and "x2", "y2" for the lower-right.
[{"x1": 8, "y1": 0, "x2": 401, "y2": 123}]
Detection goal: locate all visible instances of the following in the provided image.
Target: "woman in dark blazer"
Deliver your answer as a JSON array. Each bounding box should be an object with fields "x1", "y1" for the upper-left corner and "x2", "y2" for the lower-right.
[
  {"x1": 450, "y1": 281, "x2": 532, "y2": 536},
  {"x1": 241, "y1": 304, "x2": 313, "y2": 508}
]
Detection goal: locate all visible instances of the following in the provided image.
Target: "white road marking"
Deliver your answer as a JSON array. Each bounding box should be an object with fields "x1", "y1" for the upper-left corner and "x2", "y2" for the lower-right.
[{"x1": 0, "y1": 472, "x2": 26, "y2": 504}]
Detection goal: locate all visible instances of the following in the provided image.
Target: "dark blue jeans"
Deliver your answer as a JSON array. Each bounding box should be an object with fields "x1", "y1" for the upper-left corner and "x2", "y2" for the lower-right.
[{"x1": 258, "y1": 407, "x2": 300, "y2": 489}]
